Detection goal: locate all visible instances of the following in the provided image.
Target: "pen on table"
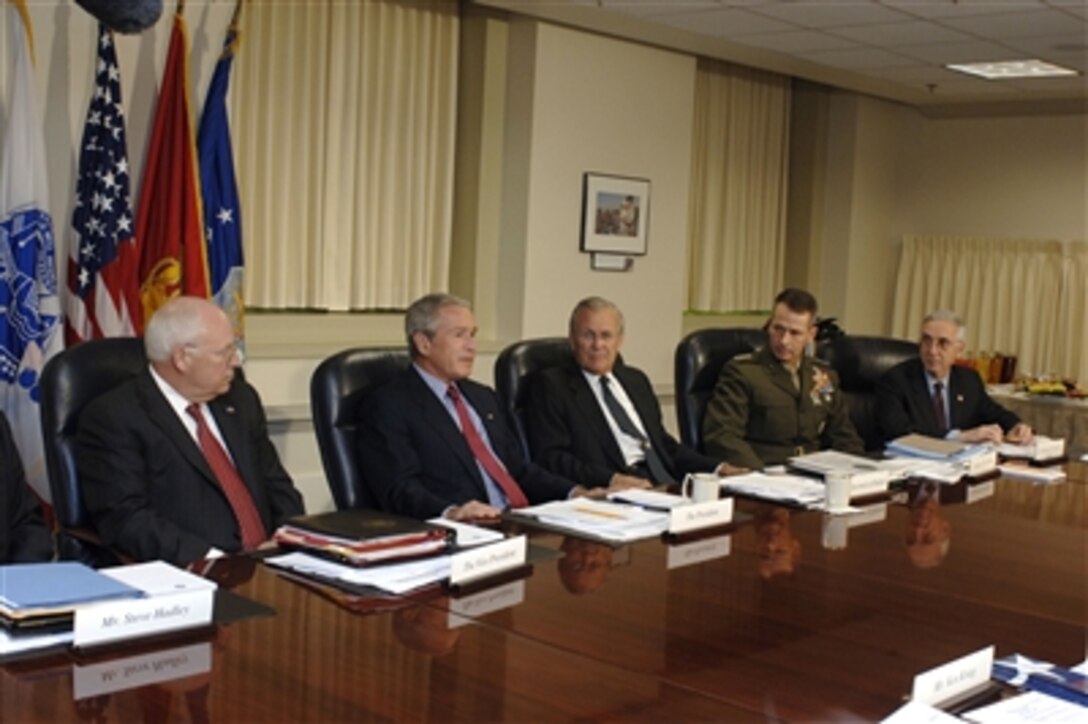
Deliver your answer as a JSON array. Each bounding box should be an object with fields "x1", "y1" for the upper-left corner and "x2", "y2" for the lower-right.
[{"x1": 573, "y1": 506, "x2": 628, "y2": 520}]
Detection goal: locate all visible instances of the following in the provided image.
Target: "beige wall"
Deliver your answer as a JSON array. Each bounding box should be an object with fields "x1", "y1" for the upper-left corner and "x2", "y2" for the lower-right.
[
  {"x1": 498, "y1": 21, "x2": 697, "y2": 382},
  {"x1": 910, "y1": 113, "x2": 1087, "y2": 240}
]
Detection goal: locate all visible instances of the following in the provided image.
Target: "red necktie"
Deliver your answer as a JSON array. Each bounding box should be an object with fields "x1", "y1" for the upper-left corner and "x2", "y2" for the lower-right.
[
  {"x1": 186, "y1": 404, "x2": 267, "y2": 550},
  {"x1": 933, "y1": 381, "x2": 948, "y2": 434},
  {"x1": 447, "y1": 384, "x2": 529, "y2": 509}
]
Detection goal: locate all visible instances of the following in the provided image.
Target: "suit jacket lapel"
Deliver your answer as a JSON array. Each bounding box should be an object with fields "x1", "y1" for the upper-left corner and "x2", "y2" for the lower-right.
[
  {"x1": 757, "y1": 346, "x2": 800, "y2": 399},
  {"x1": 909, "y1": 361, "x2": 941, "y2": 431},
  {"x1": 406, "y1": 370, "x2": 486, "y2": 492},
  {"x1": 568, "y1": 366, "x2": 627, "y2": 470},
  {"x1": 136, "y1": 373, "x2": 218, "y2": 487}
]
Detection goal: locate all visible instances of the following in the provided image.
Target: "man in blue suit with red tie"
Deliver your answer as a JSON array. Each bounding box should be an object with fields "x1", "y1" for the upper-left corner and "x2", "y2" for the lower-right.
[
  {"x1": 876, "y1": 310, "x2": 1032, "y2": 445},
  {"x1": 357, "y1": 293, "x2": 632, "y2": 521}
]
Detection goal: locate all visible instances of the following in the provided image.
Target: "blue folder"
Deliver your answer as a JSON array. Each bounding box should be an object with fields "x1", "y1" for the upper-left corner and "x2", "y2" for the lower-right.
[{"x1": 0, "y1": 562, "x2": 144, "y2": 611}]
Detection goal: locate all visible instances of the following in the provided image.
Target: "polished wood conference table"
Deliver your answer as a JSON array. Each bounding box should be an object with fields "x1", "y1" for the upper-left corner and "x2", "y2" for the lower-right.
[{"x1": 3, "y1": 464, "x2": 1085, "y2": 722}]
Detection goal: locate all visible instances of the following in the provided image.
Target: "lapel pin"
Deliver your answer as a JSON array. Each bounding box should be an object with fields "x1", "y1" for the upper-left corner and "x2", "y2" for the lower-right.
[
  {"x1": 956, "y1": 395, "x2": 964, "y2": 402},
  {"x1": 225, "y1": 405, "x2": 236, "y2": 414}
]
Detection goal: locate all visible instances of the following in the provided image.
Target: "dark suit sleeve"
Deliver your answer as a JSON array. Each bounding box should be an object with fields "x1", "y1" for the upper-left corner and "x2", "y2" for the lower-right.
[
  {"x1": 702, "y1": 362, "x2": 765, "y2": 471},
  {"x1": 957, "y1": 370, "x2": 1021, "y2": 432},
  {"x1": 78, "y1": 395, "x2": 214, "y2": 564},
  {"x1": 357, "y1": 388, "x2": 466, "y2": 519},
  {"x1": 623, "y1": 369, "x2": 720, "y2": 477},
  {"x1": 237, "y1": 383, "x2": 304, "y2": 526},
  {"x1": 875, "y1": 365, "x2": 919, "y2": 441},
  {"x1": 523, "y1": 372, "x2": 617, "y2": 488},
  {"x1": 1, "y1": 414, "x2": 54, "y2": 563}
]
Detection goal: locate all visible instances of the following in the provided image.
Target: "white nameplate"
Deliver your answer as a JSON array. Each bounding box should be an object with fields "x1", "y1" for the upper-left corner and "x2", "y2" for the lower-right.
[
  {"x1": 1033, "y1": 436, "x2": 1064, "y2": 460},
  {"x1": 449, "y1": 535, "x2": 526, "y2": 586},
  {"x1": 73, "y1": 642, "x2": 212, "y2": 700},
  {"x1": 668, "y1": 498, "x2": 734, "y2": 535},
  {"x1": 74, "y1": 590, "x2": 214, "y2": 649},
  {"x1": 966, "y1": 480, "x2": 996, "y2": 503},
  {"x1": 666, "y1": 535, "x2": 731, "y2": 570},
  {"x1": 964, "y1": 451, "x2": 998, "y2": 477},
  {"x1": 911, "y1": 645, "x2": 994, "y2": 706},
  {"x1": 447, "y1": 580, "x2": 526, "y2": 628}
]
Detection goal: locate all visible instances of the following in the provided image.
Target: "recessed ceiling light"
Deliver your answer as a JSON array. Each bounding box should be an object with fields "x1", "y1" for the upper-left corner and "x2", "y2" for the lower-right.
[{"x1": 946, "y1": 59, "x2": 1078, "y2": 80}]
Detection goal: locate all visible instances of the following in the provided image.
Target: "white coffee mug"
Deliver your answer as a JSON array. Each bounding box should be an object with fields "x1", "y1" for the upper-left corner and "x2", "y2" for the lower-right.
[
  {"x1": 681, "y1": 473, "x2": 720, "y2": 504},
  {"x1": 824, "y1": 470, "x2": 852, "y2": 512}
]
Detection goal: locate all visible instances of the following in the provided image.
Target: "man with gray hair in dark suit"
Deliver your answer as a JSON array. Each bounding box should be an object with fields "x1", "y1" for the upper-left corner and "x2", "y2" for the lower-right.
[{"x1": 876, "y1": 310, "x2": 1032, "y2": 444}]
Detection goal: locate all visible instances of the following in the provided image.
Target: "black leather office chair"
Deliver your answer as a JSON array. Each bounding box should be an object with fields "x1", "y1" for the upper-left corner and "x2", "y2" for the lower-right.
[
  {"x1": 817, "y1": 335, "x2": 917, "y2": 451},
  {"x1": 39, "y1": 337, "x2": 147, "y2": 566},
  {"x1": 674, "y1": 327, "x2": 766, "y2": 453},
  {"x1": 310, "y1": 347, "x2": 411, "y2": 510},
  {"x1": 493, "y1": 337, "x2": 574, "y2": 459}
]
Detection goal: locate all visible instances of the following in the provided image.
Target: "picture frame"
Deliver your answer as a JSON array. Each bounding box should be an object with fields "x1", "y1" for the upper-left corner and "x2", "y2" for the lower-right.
[{"x1": 580, "y1": 173, "x2": 650, "y2": 255}]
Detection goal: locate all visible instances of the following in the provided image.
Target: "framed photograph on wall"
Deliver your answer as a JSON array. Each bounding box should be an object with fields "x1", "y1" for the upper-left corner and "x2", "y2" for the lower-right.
[{"x1": 580, "y1": 173, "x2": 650, "y2": 255}]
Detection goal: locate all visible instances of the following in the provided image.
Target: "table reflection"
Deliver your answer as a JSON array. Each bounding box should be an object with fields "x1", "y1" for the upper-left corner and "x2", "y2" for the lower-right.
[
  {"x1": 392, "y1": 598, "x2": 461, "y2": 656},
  {"x1": 753, "y1": 508, "x2": 801, "y2": 579},
  {"x1": 556, "y1": 537, "x2": 616, "y2": 594},
  {"x1": 905, "y1": 481, "x2": 952, "y2": 569}
]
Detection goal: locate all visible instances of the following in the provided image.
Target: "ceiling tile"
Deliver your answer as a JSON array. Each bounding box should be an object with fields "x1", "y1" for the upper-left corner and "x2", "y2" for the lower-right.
[
  {"x1": 883, "y1": 0, "x2": 1048, "y2": 21},
  {"x1": 940, "y1": 9, "x2": 1082, "y2": 39},
  {"x1": 894, "y1": 39, "x2": 1029, "y2": 64},
  {"x1": 828, "y1": 20, "x2": 975, "y2": 46},
  {"x1": 803, "y1": 46, "x2": 921, "y2": 70},
  {"x1": 748, "y1": 1, "x2": 913, "y2": 29},
  {"x1": 727, "y1": 29, "x2": 862, "y2": 54},
  {"x1": 653, "y1": 8, "x2": 798, "y2": 37}
]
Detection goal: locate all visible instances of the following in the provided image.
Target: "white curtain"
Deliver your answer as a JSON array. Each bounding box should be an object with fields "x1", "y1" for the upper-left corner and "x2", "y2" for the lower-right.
[
  {"x1": 687, "y1": 59, "x2": 791, "y2": 312},
  {"x1": 231, "y1": 0, "x2": 458, "y2": 310},
  {"x1": 891, "y1": 235, "x2": 1087, "y2": 382}
]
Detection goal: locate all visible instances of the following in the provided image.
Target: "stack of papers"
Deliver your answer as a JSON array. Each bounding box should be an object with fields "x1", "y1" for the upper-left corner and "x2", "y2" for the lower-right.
[
  {"x1": 1, "y1": 562, "x2": 144, "y2": 633},
  {"x1": 789, "y1": 450, "x2": 885, "y2": 475},
  {"x1": 998, "y1": 464, "x2": 1066, "y2": 484},
  {"x1": 962, "y1": 691, "x2": 1085, "y2": 723},
  {"x1": 885, "y1": 434, "x2": 999, "y2": 480},
  {"x1": 789, "y1": 450, "x2": 897, "y2": 496},
  {"x1": 513, "y1": 499, "x2": 669, "y2": 542},
  {"x1": 997, "y1": 436, "x2": 1065, "y2": 462},
  {"x1": 887, "y1": 434, "x2": 982, "y2": 460},
  {"x1": 720, "y1": 472, "x2": 827, "y2": 508},
  {"x1": 426, "y1": 518, "x2": 506, "y2": 547},
  {"x1": 274, "y1": 509, "x2": 452, "y2": 566},
  {"x1": 606, "y1": 488, "x2": 689, "y2": 510},
  {"x1": 266, "y1": 551, "x2": 451, "y2": 595}
]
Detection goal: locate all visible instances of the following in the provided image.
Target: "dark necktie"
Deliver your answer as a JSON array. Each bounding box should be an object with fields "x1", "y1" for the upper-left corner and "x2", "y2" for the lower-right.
[
  {"x1": 599, "y1": 376, "x2": 673, "y2": 484},
  {"x1": 186, "y1": 404, "x2": 267, "y2": 550},
  {"x1": 447, "y1": 384, "x2": 529, "y2": 509},
  {"x1": 932, "y1": 381, "x2": 948, "y2": 434}
]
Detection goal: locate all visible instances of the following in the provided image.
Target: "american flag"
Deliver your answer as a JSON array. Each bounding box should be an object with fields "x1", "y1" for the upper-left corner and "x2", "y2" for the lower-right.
[{"x1": 66, "y1": 24, "x2": 141, "y2": 344}]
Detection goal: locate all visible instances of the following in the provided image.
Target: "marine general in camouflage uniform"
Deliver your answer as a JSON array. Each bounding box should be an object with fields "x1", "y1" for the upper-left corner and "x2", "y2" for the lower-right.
[{"x1": 702, "y1": 288, "x2": 863, "y2": 470}]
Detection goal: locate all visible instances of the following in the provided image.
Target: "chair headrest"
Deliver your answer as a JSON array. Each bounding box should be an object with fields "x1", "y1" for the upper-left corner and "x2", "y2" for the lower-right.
[
  {"x1": 494, "y1": 337, "x2": 573, "y2": 412},
  {"x1": 817, "y1": 335, "x2": 917, "y2": 392}
]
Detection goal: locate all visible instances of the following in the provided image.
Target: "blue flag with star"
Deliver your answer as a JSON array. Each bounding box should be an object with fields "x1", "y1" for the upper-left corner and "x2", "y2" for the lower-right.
[{"x1": 197, "y1": 22, "x2": 245, "y2": 347}]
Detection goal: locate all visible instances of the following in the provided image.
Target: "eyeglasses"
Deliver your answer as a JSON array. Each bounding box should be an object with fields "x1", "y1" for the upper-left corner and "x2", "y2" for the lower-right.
[{"x1": 186, "y1": 341, "x2": 245, "y2": 365}]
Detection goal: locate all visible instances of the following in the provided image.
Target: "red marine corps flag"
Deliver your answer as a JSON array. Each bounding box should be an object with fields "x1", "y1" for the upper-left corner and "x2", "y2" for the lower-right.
[{"x1": 134, "y1": 2, "x2": 209, "y2": 329}]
